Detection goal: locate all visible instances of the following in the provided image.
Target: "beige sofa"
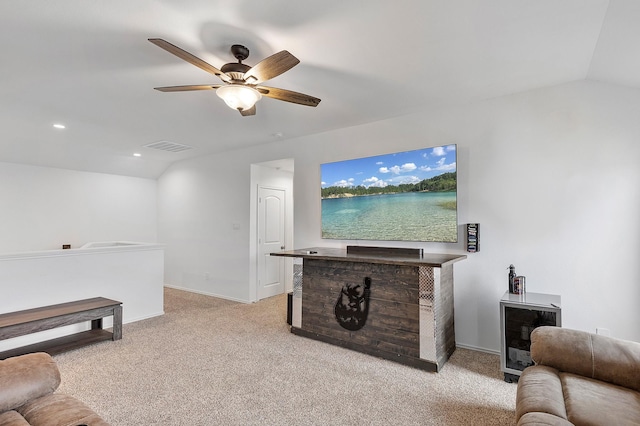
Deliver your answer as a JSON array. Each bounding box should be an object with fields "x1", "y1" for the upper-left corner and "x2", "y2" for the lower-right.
[
  {"x1": 0, "y1": 352, "x2": 109, "y2": 426},
  {"x1": 516, "y1": 326, "x2": 640, "y2": 425}
]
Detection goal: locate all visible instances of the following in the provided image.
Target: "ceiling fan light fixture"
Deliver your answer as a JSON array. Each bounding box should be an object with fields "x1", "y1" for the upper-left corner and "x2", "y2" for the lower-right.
[
  {"x1": 149, "y1": 39, "x2": 320, "y2": 115},
  {"x1": 216, "y1": 84, "x2": 262, "y2": 111}
]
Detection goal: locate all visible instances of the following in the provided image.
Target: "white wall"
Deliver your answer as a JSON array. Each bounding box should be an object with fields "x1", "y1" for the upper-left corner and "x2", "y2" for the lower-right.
[
  {"x1": 0, "y1": 162, "x2": 158, "y2": 253},
  {"x1": 0, "y1": 244, "x2": 164, "y2": 352},
  {"x1": 158, "y1": 80, "x2": 640, "y2": 351},
  {"x1": 0, "y1": 163, "x2": 161, "y2": 344},
  {"x1": 157, "y1": 157, "x2": 253, "y2": 302}
]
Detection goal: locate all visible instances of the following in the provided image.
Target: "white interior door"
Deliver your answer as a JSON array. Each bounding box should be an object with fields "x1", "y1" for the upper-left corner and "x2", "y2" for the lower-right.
[{"x1": 257, "y1": 187, "x2": 286, "y2": 300}]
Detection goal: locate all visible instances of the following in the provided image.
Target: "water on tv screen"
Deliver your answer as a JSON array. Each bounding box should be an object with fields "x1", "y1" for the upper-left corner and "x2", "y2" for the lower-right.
[{"x1": 321, "y1": 144, "x2": 457, "y2": 242}]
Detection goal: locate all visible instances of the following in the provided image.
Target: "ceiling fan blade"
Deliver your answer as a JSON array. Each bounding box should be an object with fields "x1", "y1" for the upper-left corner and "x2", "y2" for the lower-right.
[
  {"x1": 154, "y1": 85, "x2": 221, "y2": 92},
  {"x1": 239, "y1": 105, "x2": 256, "y2": 116},
  {"x1": 256, "y1": 86, "x2": 321, "y2": 107},
  {"x1": 149, "y1": 38, "x2": 231, "y2": 83},
  {"x1": 243, "y1": 51, "x2": 300, "y2": 84}
]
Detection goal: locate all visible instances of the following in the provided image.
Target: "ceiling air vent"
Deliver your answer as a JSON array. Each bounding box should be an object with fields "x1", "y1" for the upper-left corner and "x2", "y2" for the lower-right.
[{"x1": 144, "y1": 140, "x2": 194, "y2": 153}]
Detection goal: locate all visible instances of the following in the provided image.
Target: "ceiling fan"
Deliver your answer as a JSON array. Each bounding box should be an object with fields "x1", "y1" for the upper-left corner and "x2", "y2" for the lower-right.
[{"x1": 149, "y1": 38, "x2": 321, "y2": 116}]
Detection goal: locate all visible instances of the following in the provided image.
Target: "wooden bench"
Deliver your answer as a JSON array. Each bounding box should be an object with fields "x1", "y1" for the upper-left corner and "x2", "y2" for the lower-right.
[{"x1": 0, "y1": 297, "x2": 122, "y2": 360}]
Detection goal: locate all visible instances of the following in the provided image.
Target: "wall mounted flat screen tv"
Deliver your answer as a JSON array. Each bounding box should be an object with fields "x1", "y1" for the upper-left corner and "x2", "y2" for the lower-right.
[{"x1": 321, "y1": 144, "x2": 457, "y2": 242}]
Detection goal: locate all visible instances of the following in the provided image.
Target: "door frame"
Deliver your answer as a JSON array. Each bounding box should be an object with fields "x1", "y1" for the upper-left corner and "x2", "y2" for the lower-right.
[
  {"x1": 256, "y1": 185, "x2": 286, "y2": 300},
  {"x1": 249, "y1": 161, "x2": 294, "y2": 303}
]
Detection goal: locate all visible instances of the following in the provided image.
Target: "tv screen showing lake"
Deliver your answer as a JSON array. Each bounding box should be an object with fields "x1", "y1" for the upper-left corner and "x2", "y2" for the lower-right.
[{"x1": 321, "y1": 145, "x2": 457, "y2": 242}]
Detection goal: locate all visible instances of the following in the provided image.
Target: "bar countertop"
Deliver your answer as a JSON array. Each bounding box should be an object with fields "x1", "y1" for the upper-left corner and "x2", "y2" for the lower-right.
[{"x1": 270, "y1": 247, "x2": 466, "y2": 267}]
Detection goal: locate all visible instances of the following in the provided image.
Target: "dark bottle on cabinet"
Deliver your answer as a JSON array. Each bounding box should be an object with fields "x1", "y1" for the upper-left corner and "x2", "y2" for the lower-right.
[{"x1": 508, "y1": 264, "x2": 516, "y2": 293}]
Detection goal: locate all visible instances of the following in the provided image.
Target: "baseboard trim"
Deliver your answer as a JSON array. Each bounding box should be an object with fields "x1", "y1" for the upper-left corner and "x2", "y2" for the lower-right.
[
  {"x1": 456, "y1": 342, "x2": 500, "y2": 356},
  {"x1": 125, "y1": 311, "x2": 165, "y2": 324},
  {"x1": 164, "y1": 285, "x2": 250, "y2": 304}
]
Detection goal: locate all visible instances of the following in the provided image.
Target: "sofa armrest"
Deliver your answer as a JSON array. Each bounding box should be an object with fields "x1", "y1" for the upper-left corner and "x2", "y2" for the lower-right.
[
  {"x1": 0, "y1": 353, "x2": 61, "y2": 413},
  {"x1": 530, "y1": 326, "x2": 640, "y2": 392}
]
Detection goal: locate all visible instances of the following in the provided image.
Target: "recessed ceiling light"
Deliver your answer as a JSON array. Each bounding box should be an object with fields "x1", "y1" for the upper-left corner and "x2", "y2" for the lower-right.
[
  {"x1": 53, "y1": 123, "x2": 66, "y2": 129},
  {"x1": 133, "y1": 153, "x2": 142, "y2": 157}
]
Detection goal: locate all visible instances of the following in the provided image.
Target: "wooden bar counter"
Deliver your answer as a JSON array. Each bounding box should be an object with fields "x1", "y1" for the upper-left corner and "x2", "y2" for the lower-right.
[{"x1": 271, "y1": 246, "x2": 466, "y2": 371}]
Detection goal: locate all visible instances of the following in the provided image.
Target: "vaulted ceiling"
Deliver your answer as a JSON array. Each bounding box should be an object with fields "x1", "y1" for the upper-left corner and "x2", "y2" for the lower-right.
[{"x1": 1, "y1": 0, "x2": 639, "y2": 178}]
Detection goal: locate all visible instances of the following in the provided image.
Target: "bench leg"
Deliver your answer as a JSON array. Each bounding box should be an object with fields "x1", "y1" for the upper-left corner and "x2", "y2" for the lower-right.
[
  {"x1": 112, "y1": 305, "x2": 122, "y2": 341},
  {"x1": 91, "y1": 318, "x2": 103, "y2": 330}
]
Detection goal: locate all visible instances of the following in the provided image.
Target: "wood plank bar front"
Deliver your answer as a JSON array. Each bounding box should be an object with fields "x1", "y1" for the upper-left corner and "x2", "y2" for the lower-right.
[{"x1": 271, "y1": 247, "x2": 466, "y2": 371}]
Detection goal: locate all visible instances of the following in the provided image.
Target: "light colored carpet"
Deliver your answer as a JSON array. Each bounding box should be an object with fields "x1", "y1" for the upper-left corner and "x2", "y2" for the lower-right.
[{"x1": 54, "y1": 288, "x2": 517, "y2": 425}]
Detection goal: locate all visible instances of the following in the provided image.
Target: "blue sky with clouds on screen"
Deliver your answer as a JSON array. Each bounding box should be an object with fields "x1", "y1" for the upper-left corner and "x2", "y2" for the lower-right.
[{"x1": 321, "y1": 145, "x2": 456, "y2": 189}]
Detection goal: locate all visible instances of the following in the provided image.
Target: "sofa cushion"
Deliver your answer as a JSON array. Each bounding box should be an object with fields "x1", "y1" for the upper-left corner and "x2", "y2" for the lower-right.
[
  {"x1": 518, "y1": 412, "x2": 574, "y2": 425},
  {"x1": 0, "y1": 411, "x2": 30, "y2": 426},
  {"x1": 17, "y1": 393, "x2": 109, "y2": 426},
  {"x1": 562, "y1": 372, "x2": 640, "y2": 426},
  {"x1": 0, "y1": 353, "x2": 60, "y2": 413},
  {"x1": 516, "y1": 365, "x2": 568, "y2": 422}
]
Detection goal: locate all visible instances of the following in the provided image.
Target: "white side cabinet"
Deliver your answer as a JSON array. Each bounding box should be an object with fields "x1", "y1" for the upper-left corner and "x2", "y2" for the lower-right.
[{"x1": 500, "y1": 291, "x2": 561, "y2": 383}]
